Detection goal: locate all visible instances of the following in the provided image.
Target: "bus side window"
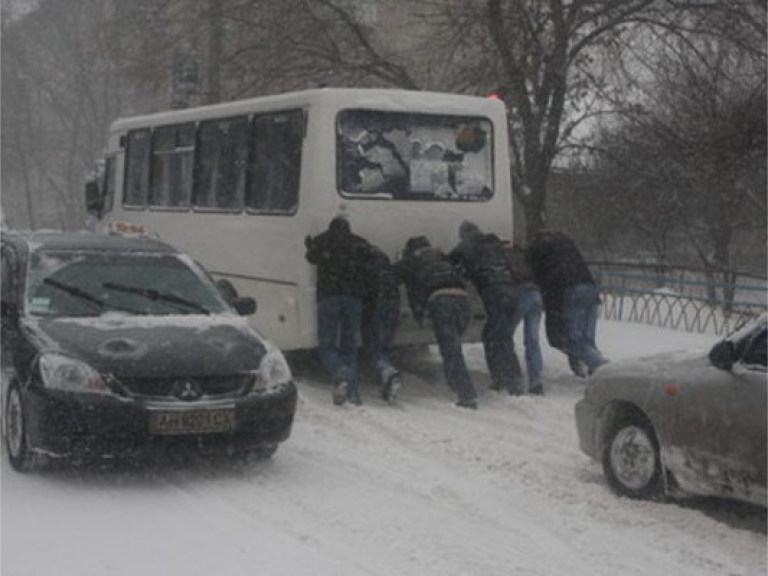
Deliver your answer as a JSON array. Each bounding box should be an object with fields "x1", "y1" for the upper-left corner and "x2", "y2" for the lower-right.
[
  {"x1": 246, "y1": 110, "x2": 303, "y2": 214},
  {"x1": 195, "y1": 116, "x2": 248, "y2": 211},
  {"x1": 102, "y1": 155, "x2": 116, "y2": 215},
  {"x1": 124, "y1": 129, "x2": 151, "y2": 207},
  {"x1": 149, "y1": 123, "x2": 195, "y2": 209}
]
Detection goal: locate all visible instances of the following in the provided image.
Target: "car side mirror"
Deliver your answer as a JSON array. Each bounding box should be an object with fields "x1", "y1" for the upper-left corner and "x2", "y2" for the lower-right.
[
  {"x1": 232, "y1": 296, "x2": 256, "y2": 316},
  {"x1": 708, "y1": 339, "x2": 736, "y2": 371}
]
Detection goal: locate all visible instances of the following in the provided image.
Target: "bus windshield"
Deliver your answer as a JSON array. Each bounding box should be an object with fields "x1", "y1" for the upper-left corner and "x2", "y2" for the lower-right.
[{"x1": 337, "y1": 110, "x2": 494, "y2": 201}]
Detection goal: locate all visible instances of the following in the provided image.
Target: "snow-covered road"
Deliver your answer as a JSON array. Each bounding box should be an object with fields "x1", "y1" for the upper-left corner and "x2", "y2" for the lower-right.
[{"x1": 2, "y1": 321, "x2": 765, "y2": 576}]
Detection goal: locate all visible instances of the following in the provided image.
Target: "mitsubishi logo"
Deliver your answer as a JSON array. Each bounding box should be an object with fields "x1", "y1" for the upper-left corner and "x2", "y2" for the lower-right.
[{"x1": 171, "y1": 380, "x2": 202, "y2": 401}]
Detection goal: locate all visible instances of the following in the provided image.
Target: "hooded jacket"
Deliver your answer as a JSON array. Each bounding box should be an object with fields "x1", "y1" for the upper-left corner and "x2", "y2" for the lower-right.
[
  {"x1": 527, "y1": 230, "x2": 594, "y2": 299},
  {"x1": 394, "y1": 237, "x2": 465, "y2": 322},
  {"x1": 305, "y1": 217, "x2": 372, "y2": 298}
]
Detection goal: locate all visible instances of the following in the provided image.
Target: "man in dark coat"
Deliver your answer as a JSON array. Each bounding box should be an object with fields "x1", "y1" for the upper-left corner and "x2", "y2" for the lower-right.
[
  {"x1": 394, "y1": 236, "x2": 478, "y2": 408},
  {"x1": 450, "y1": 221, "x2": 544, "y2": 395},
  {"x1": 500, "y1": 239, "x2": 545, "y2": 394},
  {"x1": 361, "y1": 244, "x2": 402, "y2": 402},
  {"x1": 527, "y1": 230, "x2": 608, "y2": 375},
  {"x1": 305, "y1": 216, "x2": 372, "y2": 405}
]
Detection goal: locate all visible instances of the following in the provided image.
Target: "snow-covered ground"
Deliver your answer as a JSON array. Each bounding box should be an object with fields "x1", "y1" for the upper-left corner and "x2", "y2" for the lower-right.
[{"x1": 1, "y1": 320, "x2": 766, "y2": 576}]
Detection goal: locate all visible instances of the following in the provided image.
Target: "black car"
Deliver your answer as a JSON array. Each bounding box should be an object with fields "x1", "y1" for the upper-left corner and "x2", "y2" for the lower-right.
[{"x1": 1, "y1": 231, "x2": 297, "y2": 471}]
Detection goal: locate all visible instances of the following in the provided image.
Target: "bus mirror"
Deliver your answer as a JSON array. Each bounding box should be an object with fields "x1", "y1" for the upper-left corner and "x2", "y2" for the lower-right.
[
  {"x1": 232, "y1": 296, "x2": 257, "y2": 316},
  {"x1": 85, "y1": 180, "x2": 103, "y2": 214}
]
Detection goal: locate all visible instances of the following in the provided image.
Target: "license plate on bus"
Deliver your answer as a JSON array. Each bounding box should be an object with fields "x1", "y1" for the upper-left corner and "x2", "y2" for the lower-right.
[{"x1": 149, "y1": 408, "x2": 236, "y2": 435}]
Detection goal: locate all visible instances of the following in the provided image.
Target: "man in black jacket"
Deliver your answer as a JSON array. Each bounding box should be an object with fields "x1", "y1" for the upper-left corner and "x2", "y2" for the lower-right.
[
  {"x1": 361, "y1": 244, "x2": 402, "y2": 402},
  {"x1": 450, "y1": 221, "x2": 524, "y2": 394},
  {"x1": 394, "y1": 236, "x2": 478, "y2": 408},
  {"x1": 528, "y1": 230, "x2": 608, "y2": 375},
  {"x1": 305, "y1": 216, "x2": 372, "y2": 405},
  {"x1": 450, "y1": 221, "x2": 544, "y2": 395}
]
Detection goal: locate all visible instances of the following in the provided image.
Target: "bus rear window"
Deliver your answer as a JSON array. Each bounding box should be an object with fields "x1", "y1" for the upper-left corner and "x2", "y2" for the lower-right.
[{"x1": 337, "y1": 110, "x2": 493, "y2": 201}]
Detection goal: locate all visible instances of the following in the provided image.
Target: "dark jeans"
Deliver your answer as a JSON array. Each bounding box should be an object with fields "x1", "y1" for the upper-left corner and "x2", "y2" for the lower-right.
[
  {"x1": 317, "y1": 295, "x2": 363, "y2": 400},
  {"x1": 481, "y1": 284, "x2": 524, "y2": 393},
  {"x1": 362, "y1": 297, "x2": 401, "y2": 385},
  {"x1": 562, "y1": 283, "x2": 607, "y2": 372},
  {"x1": 427, "y1": 294, "x2": 476, "y2": 404}
]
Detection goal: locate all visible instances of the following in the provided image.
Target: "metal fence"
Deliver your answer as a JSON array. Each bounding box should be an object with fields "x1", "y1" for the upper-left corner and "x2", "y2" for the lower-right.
[{"x1": 593, "y1": 267, "x2": 767, "y2": 336}]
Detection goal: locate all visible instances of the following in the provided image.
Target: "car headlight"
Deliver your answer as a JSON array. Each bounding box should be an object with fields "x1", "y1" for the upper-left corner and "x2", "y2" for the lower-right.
[
  {"x1": 252, "y1": 341, "x2": 292, "y2": 393},
  {"x1": 38, "y1": 353, "x2": 111, "y2": 394}
]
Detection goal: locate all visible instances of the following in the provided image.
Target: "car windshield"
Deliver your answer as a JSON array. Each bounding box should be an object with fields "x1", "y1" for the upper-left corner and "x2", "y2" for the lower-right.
[{"x1": 26, "y1": 250, "x2": 229, "y2": 317}]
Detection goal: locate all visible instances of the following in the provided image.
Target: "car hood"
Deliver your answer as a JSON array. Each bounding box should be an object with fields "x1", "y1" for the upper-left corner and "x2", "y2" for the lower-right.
[
  {"x1": 590, "y1": 349, "x2": 710, "y2": 384},
  {"x1": 24, "y1": 313, "x2": 267, "y2": 378}
]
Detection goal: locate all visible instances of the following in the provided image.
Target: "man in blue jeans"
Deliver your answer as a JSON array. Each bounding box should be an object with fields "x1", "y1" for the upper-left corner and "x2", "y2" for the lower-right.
[
  {"x1": 528, "y1": 230, "x2": 608, "y2": 375},
  {"x1": 394, "y1": 236, "x2": 478, "y2": 409},
  {"x1": 502, "y1": 241, "x2": 545, "y2": 394},
  {"x1": 361, "y1": 245, "x2": 402, "y2": 402},
  {"x1": 305, "y1": 216, "x2": 373, "y2": 405},
  {"x1": 450, "y1": 221, "x2": 544, "y2": 395}
]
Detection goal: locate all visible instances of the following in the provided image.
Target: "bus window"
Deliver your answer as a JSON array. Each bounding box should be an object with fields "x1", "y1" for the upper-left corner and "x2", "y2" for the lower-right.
[
  {"x1": 195, "y1": 116, "x2": 249, "y2": 211},
  {"x1": 102, "y1": 155, "x2": 116, "y2": 215},
  {"x1": 124, "y1": 129, "x2": 151, "y2": 207},
  {"x1": 149, "y1": 123, "x2": 195, "y2": 209},
  {"x1": 246, "y1": 110, "x2": 303, "y2": 214},
  {"x1": 337, "y1": 110, "x2": 493, "y2": 201}
]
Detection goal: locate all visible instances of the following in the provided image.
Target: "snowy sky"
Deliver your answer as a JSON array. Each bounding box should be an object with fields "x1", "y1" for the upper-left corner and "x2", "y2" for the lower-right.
[{"x1": 1, "y1": 319, "x2": 766, "y2": 576}]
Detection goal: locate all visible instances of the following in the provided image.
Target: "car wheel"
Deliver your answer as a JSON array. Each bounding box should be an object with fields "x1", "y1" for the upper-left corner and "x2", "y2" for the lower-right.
[
  {"x1": 5, "y1": 382, "x2": 34, "y2": 472},
  {"x1": 602, "y1": 414, "x2": 663, "y2": 500}
]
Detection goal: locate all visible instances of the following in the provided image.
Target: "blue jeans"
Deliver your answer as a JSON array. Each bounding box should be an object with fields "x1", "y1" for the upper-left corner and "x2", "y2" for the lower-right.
[
  {"x1": 480, "y1": 284, "x2": 524, "y2": 393},
  {"x1": 317, "y1": 295, "x2": 363, "y2": 400},
  {"x1": 362, "y1": 297, "x2": 401, "y2": 384},
  {"x1": 510, "y1": 287, "x2": 544, "y2": 389},
  {"x1": 562, "y1": 283, "x2": 607, "y2": 372},
  {"x1": 428, "y1": 294, "x2": 476, "y2": 404}
]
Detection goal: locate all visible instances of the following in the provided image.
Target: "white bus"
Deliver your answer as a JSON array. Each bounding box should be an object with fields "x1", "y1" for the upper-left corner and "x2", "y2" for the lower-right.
[{"x1": 89, "y1": 88, "x2": 513, "y2": 351}]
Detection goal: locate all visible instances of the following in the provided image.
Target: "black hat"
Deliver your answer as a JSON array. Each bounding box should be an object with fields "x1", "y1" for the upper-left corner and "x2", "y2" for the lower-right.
[
  {"x1": 329, "y1": 216, "x2": 351, "y2": 233},
  {"x1": 405, "y1": 235, "x2": 430, "y2": 255}
]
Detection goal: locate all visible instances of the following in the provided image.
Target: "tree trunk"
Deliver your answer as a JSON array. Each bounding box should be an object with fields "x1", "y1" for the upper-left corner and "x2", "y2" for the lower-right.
[{"x1": 205, "y1": 0, "x2": 222, "y2": 104}]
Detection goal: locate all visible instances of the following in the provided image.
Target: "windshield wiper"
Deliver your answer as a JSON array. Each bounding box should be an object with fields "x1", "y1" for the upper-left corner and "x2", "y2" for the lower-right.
[
  {"x1": 43, "y1": 278, "x2": 106, "y2": 310},
  {"x1": 103, "y1": 282, "x2": 210, "y2": 315}
]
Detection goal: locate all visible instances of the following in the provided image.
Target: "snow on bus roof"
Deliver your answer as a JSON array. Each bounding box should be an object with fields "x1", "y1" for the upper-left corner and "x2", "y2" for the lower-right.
[{"x1": 110, "y1": 88, "x2": 506, "y2": 132}]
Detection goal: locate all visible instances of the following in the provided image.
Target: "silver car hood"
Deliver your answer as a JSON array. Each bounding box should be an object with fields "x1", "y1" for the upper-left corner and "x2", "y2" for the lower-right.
[{"x1": 590, "y1": 350, "x2": 706, "y2": 383}]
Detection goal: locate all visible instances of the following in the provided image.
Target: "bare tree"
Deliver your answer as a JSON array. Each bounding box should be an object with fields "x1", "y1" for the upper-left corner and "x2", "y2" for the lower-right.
[
  {"x1": 1, "y1": 0, "x2": 124, "y2": 229},
  {"x1": 586, "y1": 2, "x2": 767, "y2": 296},
  {"x1": 407, "y1": 1, "x2": 662, "y2": 239}
]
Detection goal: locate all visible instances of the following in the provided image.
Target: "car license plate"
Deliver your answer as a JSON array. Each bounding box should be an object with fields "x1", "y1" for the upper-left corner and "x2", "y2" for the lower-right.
[{"x1": 149, "y1": 409, "x2": 235, "y2": 435}]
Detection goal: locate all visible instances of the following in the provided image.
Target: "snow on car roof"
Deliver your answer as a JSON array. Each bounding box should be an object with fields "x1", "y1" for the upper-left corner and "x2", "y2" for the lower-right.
[{"x1": 2, "y1": 230, "x2": 178, "y2": 255}]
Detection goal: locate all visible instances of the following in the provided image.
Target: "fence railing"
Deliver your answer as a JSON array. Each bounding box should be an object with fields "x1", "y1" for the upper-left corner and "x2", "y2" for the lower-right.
[{"x1": 593, "y1": 268, "x2": 767, "y2": 336}]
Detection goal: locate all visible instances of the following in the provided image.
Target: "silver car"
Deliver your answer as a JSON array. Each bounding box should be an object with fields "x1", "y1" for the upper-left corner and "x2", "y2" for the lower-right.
[{"x1": 575, "y1": 315, "x2": 767, "y2": 506}]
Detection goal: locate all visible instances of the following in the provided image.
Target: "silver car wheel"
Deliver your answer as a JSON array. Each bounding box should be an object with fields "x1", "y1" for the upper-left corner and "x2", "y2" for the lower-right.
[{"x1": 609, "y1": 425, "x2": 656, "y2": 491}]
